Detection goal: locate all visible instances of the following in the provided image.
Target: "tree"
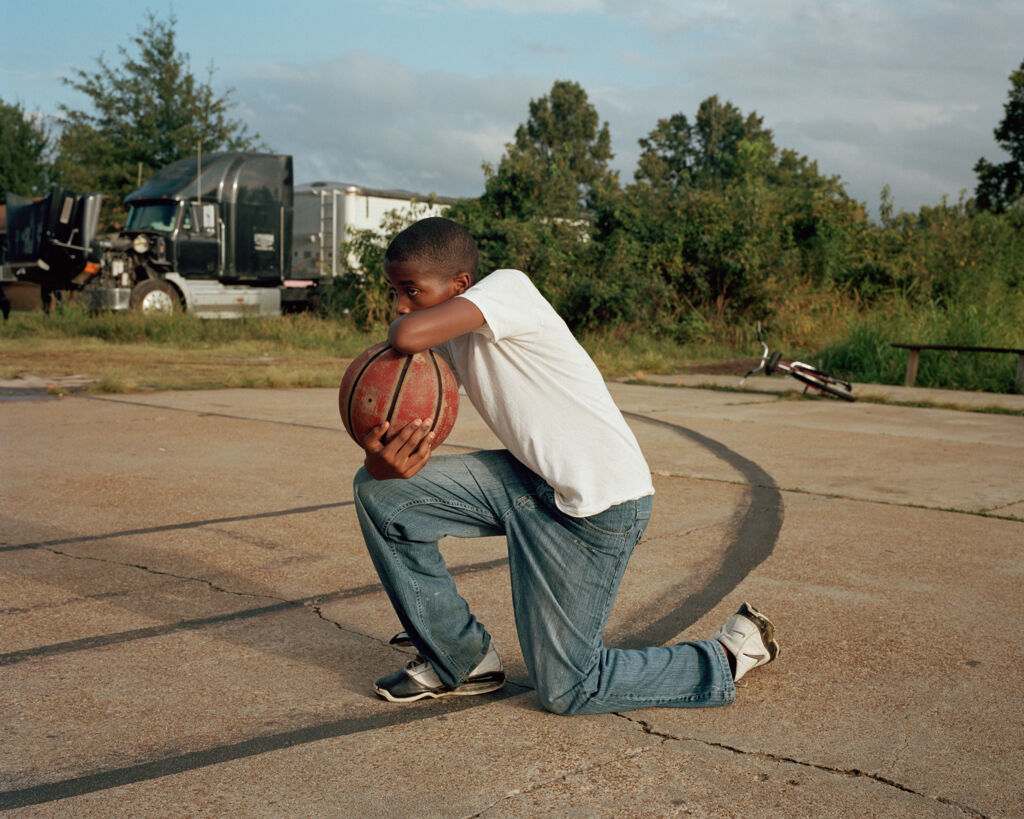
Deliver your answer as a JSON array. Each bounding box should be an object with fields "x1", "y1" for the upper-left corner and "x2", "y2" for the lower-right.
[
  {"x1": 610, "y1": 95, "x2": 865, "y2": 327},
  {"x1": 481, "y1": 80, "x2": 618, "y2": 219},
  {"x1": 446, "y1": 81, "x2": 619, "y2": 311},
  {"x1": 974, "y1": 59, "x2": 1024, "y2": 212},
  {"x1": 53, "y1": 12, "x2": 263, "y2": 227},
  {"x1": 634, "y1": 96, "x2": 773, "y2": 192},
  {"x1": 0, "y1": 99, "x2": 50, "y2": 203}
]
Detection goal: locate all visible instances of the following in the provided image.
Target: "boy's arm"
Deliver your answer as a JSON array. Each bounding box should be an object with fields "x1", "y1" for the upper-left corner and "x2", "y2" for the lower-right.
[
  {"x1": 361, "y1": 297, "x2": 483, "y2": 480},
  {"x1": 388, "y1": 298, "x2": 485, "y2": 354}
]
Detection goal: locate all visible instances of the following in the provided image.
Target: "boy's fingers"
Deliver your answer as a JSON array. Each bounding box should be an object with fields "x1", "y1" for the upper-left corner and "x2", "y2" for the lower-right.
[
  {"x1": 399, "y1": 432, "x2": 434, "y2": 477},
  {"x1": 389, "y1": 418, "x2": 432, "y2": 453},
  {"x1": 416, "y1": 431, "x2": 436, "y2": 455},
  {"x1": 360, "y1": 421, "x2": 390, "y2": 453}
]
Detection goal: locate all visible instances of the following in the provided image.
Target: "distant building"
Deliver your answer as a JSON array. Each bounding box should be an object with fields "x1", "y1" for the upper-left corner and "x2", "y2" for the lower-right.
[{"x1": 292, "y1": 182, "x2": 460, "y2": 279}]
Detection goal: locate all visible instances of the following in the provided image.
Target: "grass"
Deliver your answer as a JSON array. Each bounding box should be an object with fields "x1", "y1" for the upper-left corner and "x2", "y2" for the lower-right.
[
  {"x1": 2, "y1": 294, "x2": 1021, "y2": 398},
  {"x1": 819, "y1": 295, "x2": 1024, "y2": 393},
  {"x1": 1, "y1": 306, "x2": 758, "y2": 393},
  {"x1": 0, "y1": 308, "x2": 380, "y2": 393},
  {"x1": 579, "y1": 327, "x2": 744, "y2": 377}
]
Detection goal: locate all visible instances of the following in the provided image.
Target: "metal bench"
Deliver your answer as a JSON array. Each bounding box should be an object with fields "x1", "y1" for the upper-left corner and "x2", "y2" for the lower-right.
[{"x1": 891, "y1": 343, "x2": 1024, "y2": 392}]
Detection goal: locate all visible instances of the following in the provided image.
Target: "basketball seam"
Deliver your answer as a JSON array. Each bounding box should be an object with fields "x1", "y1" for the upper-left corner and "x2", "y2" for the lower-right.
[
  {"x1": 385, "y1": 355, "x2": 415, "y2": 430},
  {"x1": 346, "y1": 344, "x2": 392, "y2": 437},
  {"x1": 427, "y1": 350, "x2": 444, "y2": 435}
]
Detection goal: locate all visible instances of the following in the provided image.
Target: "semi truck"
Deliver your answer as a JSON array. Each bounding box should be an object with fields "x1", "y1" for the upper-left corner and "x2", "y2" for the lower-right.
[{"x1": 1, "y1": 153, "x2": 454, "y2": 318}]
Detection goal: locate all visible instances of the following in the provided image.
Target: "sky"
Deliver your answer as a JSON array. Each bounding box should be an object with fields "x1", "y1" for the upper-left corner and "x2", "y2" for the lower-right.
[{"x1": 2, "y1": 0, "x2": 1022, "y2": 216}]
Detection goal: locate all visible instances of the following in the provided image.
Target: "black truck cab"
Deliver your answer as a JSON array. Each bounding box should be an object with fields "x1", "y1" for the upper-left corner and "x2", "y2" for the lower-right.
[{"x1": 122, "y1": 152, "x2": 293, "y2": 286}]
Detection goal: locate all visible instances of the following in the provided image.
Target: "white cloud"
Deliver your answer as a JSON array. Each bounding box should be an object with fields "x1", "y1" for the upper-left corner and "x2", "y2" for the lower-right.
[
  {"x1": 228, "y1": 1, "x2": 1023, "y2": 215},
  {"x1": 447, "y1": 0, "x2": 605, "y2": 13},
  {"x1": 235, "y1": 52, "x2": 551, "y2": 197}
]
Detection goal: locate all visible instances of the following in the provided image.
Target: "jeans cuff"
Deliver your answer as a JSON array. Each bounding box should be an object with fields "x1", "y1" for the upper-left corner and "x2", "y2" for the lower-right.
[{"x1": 709, "y1": 638, "x2": 737, "y2": 702}]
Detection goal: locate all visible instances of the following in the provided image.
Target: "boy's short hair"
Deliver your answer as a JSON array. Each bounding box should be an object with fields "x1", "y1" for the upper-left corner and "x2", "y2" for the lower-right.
[{"x1": 385, "y1": 217, "x2": 478, "y2": 280}]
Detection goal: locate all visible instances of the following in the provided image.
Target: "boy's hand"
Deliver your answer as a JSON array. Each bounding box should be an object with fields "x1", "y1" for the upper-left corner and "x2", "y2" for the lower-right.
[{"x1": 361, "y1": 418, "x2": 435, "y2": 480}]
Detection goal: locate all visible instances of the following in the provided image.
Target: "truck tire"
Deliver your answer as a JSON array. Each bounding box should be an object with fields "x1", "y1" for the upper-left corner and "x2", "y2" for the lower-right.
[{"x1": 130, "y1": 279, "x2": 181, "y2": 314}]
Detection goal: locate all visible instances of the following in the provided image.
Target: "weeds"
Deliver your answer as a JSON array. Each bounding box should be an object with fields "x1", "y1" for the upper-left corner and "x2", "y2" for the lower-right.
[
  {"x1": 820, "y1": 294, "x2": 1024, "y2": 392},
  {"x1": 1, "y1": 305, "x2": 379, "y2": 355},
  {"x1": 2, "y1": 259, "x2": 1021, "y2": 394}
]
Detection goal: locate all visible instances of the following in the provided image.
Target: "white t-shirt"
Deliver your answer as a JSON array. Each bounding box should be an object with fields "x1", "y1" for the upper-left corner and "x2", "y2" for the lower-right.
[{"x1": 439, "y1": 268, "x2": 654, "y2": 518}]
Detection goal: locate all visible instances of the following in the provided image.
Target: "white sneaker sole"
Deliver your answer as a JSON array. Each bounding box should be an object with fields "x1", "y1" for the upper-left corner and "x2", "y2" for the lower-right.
[{"x1": 375, "y1": 674, "x2": 506, "y2": 703}]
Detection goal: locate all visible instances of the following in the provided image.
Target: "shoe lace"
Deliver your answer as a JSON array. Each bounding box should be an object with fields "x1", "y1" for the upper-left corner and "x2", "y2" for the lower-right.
[{"x1": 405, "y1": 655, "x2": 429, "y2": 672}]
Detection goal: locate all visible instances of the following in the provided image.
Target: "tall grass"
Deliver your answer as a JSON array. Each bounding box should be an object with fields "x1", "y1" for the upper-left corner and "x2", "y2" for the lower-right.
[
  {"x1": 1, "y1": 305, "x2": 381, "y2": 356},
  {"x1": 3, "y1": 279, "x2": 1020, "y2": 394},
  {"x1": 820, "y1": 293, "x2": 1024, "y2": 392}
]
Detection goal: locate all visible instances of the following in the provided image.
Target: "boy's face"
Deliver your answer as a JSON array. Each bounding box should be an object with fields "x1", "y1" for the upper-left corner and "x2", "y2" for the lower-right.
[{"x1": 385, "y1": 259, "x2": 470, "y2": 314}]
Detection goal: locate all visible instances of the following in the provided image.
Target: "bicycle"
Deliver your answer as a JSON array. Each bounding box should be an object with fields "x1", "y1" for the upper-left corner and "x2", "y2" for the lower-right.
[{"x1": 741, "y1": 324, "x2": 856, "y2": 401}]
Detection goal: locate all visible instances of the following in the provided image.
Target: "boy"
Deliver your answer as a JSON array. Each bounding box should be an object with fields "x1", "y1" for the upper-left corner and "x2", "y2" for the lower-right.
[{"x1": 352, "y1": 217, "x2": 778, "y2": 715}]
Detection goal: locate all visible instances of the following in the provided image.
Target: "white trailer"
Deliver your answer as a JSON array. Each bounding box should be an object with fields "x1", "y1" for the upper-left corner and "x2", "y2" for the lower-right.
[{"x1": 292, "y1": 183, "x2": 458, "y2": 280}]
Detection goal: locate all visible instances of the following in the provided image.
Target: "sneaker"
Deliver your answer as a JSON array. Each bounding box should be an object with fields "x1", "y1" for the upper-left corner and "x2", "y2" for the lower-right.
[
  {"x1": 374, "y1": 641, "x2": 505, "y2": 702},
  {"x1": 713, "y1": 602, "x2": 780, "y2": 681}
]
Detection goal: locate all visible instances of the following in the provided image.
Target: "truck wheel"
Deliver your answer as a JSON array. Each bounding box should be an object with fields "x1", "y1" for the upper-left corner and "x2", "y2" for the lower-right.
[{"x1": 130, "y1": 279, "x2": 181, "y2": 314}]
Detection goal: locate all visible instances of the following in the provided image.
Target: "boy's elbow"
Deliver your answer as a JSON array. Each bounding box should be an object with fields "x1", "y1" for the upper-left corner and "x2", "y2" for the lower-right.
[
  {"x1": 387, "y1": 326, "x2": 419, "y2": 355},
  {"x1": 388, "y1": 319, "x2": 428, "y2": 355}
]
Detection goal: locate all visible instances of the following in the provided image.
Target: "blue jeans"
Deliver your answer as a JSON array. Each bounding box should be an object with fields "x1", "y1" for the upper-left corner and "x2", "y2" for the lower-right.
[{"x1": 353, "y1": 450, "x2": 734, "y2": 715}]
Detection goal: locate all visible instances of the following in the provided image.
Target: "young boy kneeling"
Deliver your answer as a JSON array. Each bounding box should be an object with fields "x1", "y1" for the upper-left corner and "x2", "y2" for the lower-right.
[{"x1": 352, "y1": 217, "x2": 778, "y2": 715}]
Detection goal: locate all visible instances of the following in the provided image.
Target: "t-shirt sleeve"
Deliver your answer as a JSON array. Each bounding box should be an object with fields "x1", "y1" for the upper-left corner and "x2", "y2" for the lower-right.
[{"x1": 455, "y1": 269, "x2": 550, "y2": 342}]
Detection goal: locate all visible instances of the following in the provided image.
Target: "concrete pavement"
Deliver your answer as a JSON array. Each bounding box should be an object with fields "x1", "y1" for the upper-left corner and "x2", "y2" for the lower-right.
[{"x1": 2, "y1": 382, "x2": 1022, "y2": 816}]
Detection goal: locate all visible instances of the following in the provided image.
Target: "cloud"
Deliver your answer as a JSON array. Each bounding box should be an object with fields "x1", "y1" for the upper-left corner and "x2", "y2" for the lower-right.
[
  {"x1": 444, "y1": 0, "x2": 605, "y2": 13},
  {"x1": 592, "y1": 0, "x2": 1023, "y2": 212},
  {"x1": 235, "y1": 52, "x2": 554, "y2": 197},
  {"x1": 229, "y1": 2, "x2": 1023, "y2": 216}
]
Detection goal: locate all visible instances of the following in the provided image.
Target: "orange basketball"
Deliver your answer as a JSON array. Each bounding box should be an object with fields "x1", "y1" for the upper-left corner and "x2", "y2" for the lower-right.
[{"x1": 339, "y1": 342, "x2": 459, "y2": 448}]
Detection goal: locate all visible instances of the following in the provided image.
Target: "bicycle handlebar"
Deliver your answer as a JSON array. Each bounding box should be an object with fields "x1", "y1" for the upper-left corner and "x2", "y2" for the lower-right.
[{"x1": 741, "y1": 321, "x2": 771, "y2": 382}]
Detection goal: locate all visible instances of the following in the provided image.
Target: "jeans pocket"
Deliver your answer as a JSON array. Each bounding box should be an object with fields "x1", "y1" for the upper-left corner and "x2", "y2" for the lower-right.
[
  {"x1": 558, "y1": 502, "x2": 638, "y2": 557},
  {"x1": 578, "y1": 501, "x2": 637, "y2": 536}
]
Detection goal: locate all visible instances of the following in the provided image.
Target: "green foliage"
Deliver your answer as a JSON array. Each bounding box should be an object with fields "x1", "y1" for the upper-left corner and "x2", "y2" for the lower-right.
[
  {"x1": 595, "y1": 100, "x2": 866, "y2": 333},
  {"x1": 0, "y1": 98, "x2": 51, "y2": 202},
  {"x1": 821, "y1": 294, "x2": 1024, "y2": 393},
  {"x1": 334, "y1": 78, "x2": 1024, "y2": 393},
  {"x1": 446, "y1": 80, "x2": 618, "y2": 311},
  {"x1": 52, "y1": 12, "x2": 263, "y2": 229},
  {"x1": 635, "y1": 96, "x2": 774, "y2": 192},
  {"x1": 975, "y1": 59, "x2": 1024, "y2": 212},
  {"x1": 506, "y1": 79, "x2": 617, "y2": 214}
]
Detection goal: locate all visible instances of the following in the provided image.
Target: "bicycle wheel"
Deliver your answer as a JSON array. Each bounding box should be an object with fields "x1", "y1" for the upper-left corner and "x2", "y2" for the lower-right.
[{"x1": 790, "y1": 365, "x2": 857, "y2": 401}]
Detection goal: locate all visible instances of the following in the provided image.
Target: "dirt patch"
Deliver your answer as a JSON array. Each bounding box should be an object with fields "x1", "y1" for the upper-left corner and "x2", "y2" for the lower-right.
[
  {"x1": 0, "y1": 345, "x2": 348, "y2": 392},
  {"x1": 680, "y1": 358, "x2": 761, "y2": 375}
]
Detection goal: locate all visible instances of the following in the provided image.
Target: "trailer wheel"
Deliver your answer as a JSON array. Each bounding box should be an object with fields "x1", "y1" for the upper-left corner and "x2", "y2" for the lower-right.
[{"x1": 130, "y1": 279, "x2": 181, "y2": 314}]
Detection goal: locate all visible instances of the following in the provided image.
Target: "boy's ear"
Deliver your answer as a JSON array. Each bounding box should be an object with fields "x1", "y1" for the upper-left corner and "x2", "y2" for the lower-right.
[{"x1": 451, "y1": 271, "x2": 472, "y2": 295}]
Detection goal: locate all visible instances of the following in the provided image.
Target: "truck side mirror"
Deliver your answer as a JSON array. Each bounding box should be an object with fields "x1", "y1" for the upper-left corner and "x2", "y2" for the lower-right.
[{"x1": 189, "y1": 203, "x2": 217, "y2": 234}]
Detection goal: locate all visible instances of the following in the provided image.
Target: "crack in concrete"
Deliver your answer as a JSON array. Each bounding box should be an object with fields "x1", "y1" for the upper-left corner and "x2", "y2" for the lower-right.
[
  {"x1": 307, "y1": 603, "x2": 394, "y2": 649},
  {"x1": 980, "y1": 496, "x2": 1024, "y2": 514},
  {"x1": 461, "y1": 745, "x2": 656, "y2": 818},
  {"x1": 0, "y1": 578, "x2": 183, "y2": 616},
  {"x1": 653, "y1": 468, "x2": 1024, "y2": 524},
  {"x1": 617, "y1": 715, "x2": 986, "y2": 817},
  {"x1": 38, "y1": 545, "x2": 289, "y2": 605}
]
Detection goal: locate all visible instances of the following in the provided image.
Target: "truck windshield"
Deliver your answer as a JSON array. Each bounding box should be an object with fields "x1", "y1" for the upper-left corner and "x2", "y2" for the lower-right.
[{"x1": 126, "y1": 203, "x2": 179, "y2": 232}]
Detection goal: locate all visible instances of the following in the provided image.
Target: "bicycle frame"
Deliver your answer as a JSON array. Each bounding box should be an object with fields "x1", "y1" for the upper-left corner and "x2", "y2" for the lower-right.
[{"x1": 741, "y1": 324, "x2": 856, "y2": 401}]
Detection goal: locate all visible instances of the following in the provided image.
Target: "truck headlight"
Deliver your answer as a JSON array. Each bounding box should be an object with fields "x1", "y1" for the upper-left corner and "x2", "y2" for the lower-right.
[{"x1": 132, "y1": 235, "x2": 150, "y2": 255}]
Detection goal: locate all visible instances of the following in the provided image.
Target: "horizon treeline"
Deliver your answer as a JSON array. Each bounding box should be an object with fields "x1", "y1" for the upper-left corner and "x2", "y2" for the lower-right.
[
  {"x1": 334, "y1": 76, "x2": 1023, "y2": 392},
  {"x1": 3, "y1": 12, "x2": 1021, "y2": 390}
]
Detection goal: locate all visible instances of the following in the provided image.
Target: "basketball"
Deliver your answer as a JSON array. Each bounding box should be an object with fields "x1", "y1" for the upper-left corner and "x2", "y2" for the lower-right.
[{"x1": 339, "y1": 342, "x2": 459, "y2": 448}]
